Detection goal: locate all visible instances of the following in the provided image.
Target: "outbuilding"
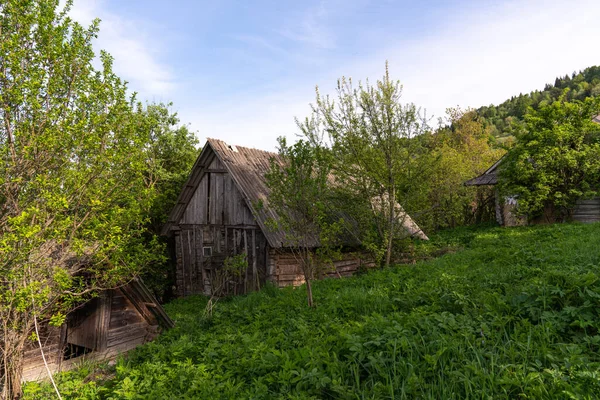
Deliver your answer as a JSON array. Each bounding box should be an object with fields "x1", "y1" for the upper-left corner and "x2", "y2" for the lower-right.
[
  {"x1": 21, "y1": 279, "x2": 173, "y2": 382},
  {"x1": 162, "y1": 139, "x2": 428, "y2": 296}
]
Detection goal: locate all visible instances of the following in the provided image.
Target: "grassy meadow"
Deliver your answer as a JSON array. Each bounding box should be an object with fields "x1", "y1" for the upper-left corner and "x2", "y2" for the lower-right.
[{"x1": 25, "y1": 223, "x2": 600, "y2": 399}]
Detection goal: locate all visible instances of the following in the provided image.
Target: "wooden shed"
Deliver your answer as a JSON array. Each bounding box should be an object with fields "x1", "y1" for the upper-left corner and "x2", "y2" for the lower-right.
[
  {"x1": 465, "y1": 157, "x2": 600, "y2": 226},
  {"x1": 21, "y1": 278, "x2": 173, "y2": 382},
  {"x1": 162, "y1": 139, "x2": 428, "y2": 297}
]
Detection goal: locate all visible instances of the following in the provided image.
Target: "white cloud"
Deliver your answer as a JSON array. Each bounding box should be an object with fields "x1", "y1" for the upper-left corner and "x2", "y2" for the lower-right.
[
  {"x1": 66, "y1": 0, "x2": 174, "y2": 97},
  {"x1": 181, "y1": 0, "x2": 600, "y2": 150},
  {"x1": 278, "y1": 1, "x2": 336, "y2": 49}
]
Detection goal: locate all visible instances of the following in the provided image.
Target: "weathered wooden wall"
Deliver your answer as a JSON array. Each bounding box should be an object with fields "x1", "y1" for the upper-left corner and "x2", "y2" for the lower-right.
[
  {"x1": 268, "y1": 250, "x2": 375, "y2": 288},
  {"x1": 175, "y1": 156, "x2": 269, "y2": 296},
  {"x1": 21, "y1": 288, "x2": 162, "y2": 382},
  {"x1": 573, "y1": 197, "x2": 600, "y2": 223}
]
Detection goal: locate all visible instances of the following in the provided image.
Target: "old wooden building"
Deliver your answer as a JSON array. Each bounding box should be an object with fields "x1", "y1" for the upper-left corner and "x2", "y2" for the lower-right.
[
  {"x1": 465, "y1": 158, "x2": 600, "y2": 226},
  {"x1": 22, "y1": 279, "x2": 173, "y2": 382},
  {"x1": 162, "y1": 139, "x2": 428, "y2": 296}
]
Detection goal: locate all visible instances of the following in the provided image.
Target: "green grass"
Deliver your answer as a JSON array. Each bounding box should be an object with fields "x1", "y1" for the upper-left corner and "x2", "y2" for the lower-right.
[{"x1": 25, "y1": 223, "x2": 600, "y2": 399}]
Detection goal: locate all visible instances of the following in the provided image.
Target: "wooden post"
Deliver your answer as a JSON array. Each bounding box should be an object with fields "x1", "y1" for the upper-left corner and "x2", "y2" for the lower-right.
[
  {"x1": 252, "y1": 229, "x2": 259, "y2": 291},
  {"x1": 244, "y1": 230, "x2": 249, "y2": 294},
  {"x1": 179, "y1": 233, "x2": 186, "y2": 297},
  {"x1": 200, "y1": 228, "x2": 206, "y2": 294},
  {"x1": 192, "y1": 227, "x2": 197, "y2": 282}
]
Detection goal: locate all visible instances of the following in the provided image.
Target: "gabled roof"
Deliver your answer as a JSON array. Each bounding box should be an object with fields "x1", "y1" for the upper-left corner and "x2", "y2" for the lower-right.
[
  {"x1": 122, "y1": 278, "x2": 175, "y2": 329},
  {"x1": 464, "y1": 157, "x2": 503, "y2": 186},
  {"x1": 162, "y1": 139, "x2": 428, "y2": 246}
]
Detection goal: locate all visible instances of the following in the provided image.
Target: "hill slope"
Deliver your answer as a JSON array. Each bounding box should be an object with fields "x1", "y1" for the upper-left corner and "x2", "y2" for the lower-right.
[
  {"x1": 25, "y1": 223, "x2": 600, "y2": 399},
  {"x1": 477, "y1": 65, "x2": 600, "y2": 139}
]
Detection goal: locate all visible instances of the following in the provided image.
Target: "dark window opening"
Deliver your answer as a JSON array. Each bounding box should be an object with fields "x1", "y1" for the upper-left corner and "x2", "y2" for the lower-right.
[
  {"x1": 203, "y1": 246, "x2": 212, "y2": 257},
  {"x1": 63, "y1": 343, "x2": 93, "y2": 360}
]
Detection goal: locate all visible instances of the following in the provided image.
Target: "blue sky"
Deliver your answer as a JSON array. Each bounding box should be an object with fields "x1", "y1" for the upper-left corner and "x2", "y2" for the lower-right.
[{"x1": 70, "y1": 0, "x2": 600, "y2": 150}]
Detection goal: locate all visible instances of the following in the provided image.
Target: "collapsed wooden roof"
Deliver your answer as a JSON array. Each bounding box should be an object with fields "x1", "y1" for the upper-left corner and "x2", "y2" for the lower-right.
[
  {"x1": 124, "y1": 278, "x2": 175, "y2": 329},
  {"x1": 162, "y1": 138, "x2": 428, "y2": 246}
]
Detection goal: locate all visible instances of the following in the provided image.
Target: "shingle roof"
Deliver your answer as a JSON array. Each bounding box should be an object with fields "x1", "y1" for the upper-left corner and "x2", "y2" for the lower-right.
[
  {"x1": 464, "y1": 157, "x2": 503, "y2": 186},
  {"x1": 162, "y1": 138, "x2": 428, "y2": 246}
]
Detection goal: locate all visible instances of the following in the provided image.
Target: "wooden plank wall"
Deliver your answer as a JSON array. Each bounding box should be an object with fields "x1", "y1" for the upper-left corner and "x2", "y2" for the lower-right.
[
  {"x1": 573, "y1": 197, "x2": 600, "y2": 223},
  {"x1": 21, "y1": 288, "x2": 160, "y2": 382},
  {"x1": 176, "y1": 226, "x2": 268, "y2": 297},
  {"x1": 176, "y1": 157, "x2": 270, "y2": 297},
  {"x1": 21, "y1": 325, "x2": 63, "y2": 382},
  {"x1": 180, "y1": 157, "x2": 256, "y2": 226},
  {"x1": 268, "y1": 250, "x2": 375, "y2": 288}
]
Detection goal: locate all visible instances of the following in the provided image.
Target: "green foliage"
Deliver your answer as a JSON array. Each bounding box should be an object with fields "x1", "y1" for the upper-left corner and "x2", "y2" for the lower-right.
[
  {"x1": 265, "y1": 137, "x2": 341, "y2": 306},
  {"x1": 412, "y1": 109, "x2": 505, "y2": 231},
  {"x1": 499, "y1": 96, "x2": 600, "y2": 220},
  {"x1": 26, "y1": 222, "x2": 600, "y2": 399},
  {"x1": 136, "y1": 103, "x2": 198, "y2": 301},
  {"x1": 477, "y1": 65, "x2": 600, "y2": 141},
  {"x1": 302, "y1": 63, "x2": 429, "y2": 267},
  {"x1": 142, "y1": 103, "x2": 199, "y2": 233},
  {"x1": 0, "y1": 1, "x2": 193, "y2": 394}
]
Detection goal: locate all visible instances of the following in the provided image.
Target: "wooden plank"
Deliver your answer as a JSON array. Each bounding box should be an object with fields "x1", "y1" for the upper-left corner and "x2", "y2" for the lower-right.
[
  {"x1": 252, "y1": 229, "x2": 258, "y2": 291},
  {"x1": 200, "y1": 228, "x2": 207, "y2": 294},
  {"x1": 23, "y1": 345, "x2": 60, "y2": 368},
  {"x1": 179, "y1": 232, "x2": 186, "y2": 296},
  {"x1": 107, "y1": 325, "x2": 147, "y2": 348},
  {"x1": 66, "y1": 298, "x2": 99, "y2": 350},
  {"x1": 95, "y1": 291, "x2": 112, "y2": 351},
  {"x1": 109, "y1": 309, "x2": 144, "y2": 329},
  {"x1": 192, "y1": 228, "x2": 197, "y2": 280},
  {"x1": 244, "y1": 229, "x2": 249, "y2": 293}
]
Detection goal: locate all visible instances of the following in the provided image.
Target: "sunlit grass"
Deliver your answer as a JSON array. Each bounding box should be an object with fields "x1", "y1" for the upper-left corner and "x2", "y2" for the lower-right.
[{"x1": 25, "y1": 222, "x2": 600, "y2": 399}]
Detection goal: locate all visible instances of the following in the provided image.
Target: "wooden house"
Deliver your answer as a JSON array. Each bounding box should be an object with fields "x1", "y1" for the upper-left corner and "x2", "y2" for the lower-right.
[
  {"x1": 21, "y1": 278, "x2": 174, "y2": 382},
  {"x1": 465, "y1": 158, "x2": 600, "y2": 226},
  {"x1": 161, "y1": 139, "x2": 428, "y2": 296}
]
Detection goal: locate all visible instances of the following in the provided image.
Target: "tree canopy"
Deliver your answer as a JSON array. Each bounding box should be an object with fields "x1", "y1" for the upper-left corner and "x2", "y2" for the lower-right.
[
  {"x1": 476, "y1": 65, "x2": 600, "y2": 141},
  {"x1": 0, "y1": 1, "x2": 197, "y2": 396},
  {"x1": 498, "y1": 96, "x2": 600, "y2": 221}
]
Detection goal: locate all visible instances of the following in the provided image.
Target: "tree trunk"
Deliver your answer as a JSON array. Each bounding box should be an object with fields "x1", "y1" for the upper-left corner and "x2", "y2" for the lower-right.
[
  {"x1": 2, "y1": 329, "x2": 25, "y2": 399},
  {"x1": 385, "y1": 189, "x2": 395, "y2": 268},
  {"x1": 305, "y1": 278, "x2": 314, "y2": 308}
]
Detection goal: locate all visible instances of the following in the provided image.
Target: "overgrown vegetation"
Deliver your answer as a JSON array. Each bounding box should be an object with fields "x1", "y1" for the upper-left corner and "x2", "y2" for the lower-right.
[
  {"x1": 24, "y1": 222, "x2": 600, "y2": 399},
  {"x1": 0, "y1": 1, "x2": 196, "y2": 396},
  {"x1": 498, "y1": 96, "x2": 600, "y2": 221},
  {"x1": 265, "y1": 138, "x2": 341, "y2": 307}
]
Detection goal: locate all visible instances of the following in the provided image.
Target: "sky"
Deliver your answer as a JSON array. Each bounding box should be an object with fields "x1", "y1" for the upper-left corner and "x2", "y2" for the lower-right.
[{"x1": 68, "y1": 0, "x2": 600, "y2": 150}]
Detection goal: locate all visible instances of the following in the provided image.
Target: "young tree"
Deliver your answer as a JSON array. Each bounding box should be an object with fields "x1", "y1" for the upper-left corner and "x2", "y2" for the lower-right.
[
  {"x1": 302, "y1": 64, "x2": 429, "y2": 267},
  {"x1": 0, "y1": 1, "x2": 162, "y2": 396},
  {"x1": 499, "y1": 96, "x2": 600, "y2": 221},
  {"x1": 265, "y1": 138, "x2": 340, "y2": 307},
  {"x1": 413, "y1": 109, "x2": 505, "y2": 231}
]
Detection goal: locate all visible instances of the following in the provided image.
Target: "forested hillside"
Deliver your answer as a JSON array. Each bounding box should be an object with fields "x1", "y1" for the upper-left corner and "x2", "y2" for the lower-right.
[{"x1": 476, "y1": 65, "x2": 600, "y2": 140}]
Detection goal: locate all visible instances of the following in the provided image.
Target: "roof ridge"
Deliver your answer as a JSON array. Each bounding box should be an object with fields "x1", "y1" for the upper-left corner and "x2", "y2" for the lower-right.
[{"x1": 206, "y1": 137, "x2": 279, "y2": 156}]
